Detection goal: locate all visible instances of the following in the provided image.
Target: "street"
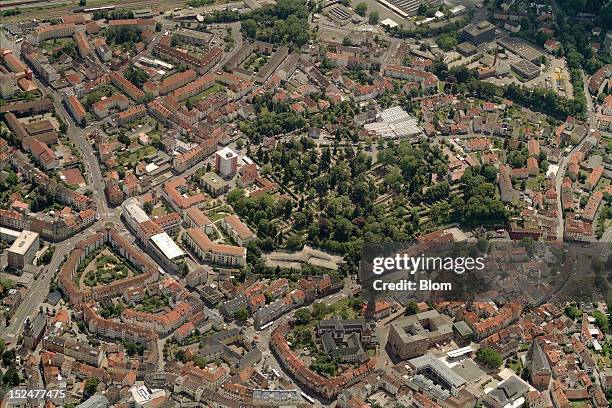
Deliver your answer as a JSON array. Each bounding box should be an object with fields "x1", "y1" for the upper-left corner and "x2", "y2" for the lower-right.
[{"x1": 553, "y1": 73, "x2": 599, "y2": 242}]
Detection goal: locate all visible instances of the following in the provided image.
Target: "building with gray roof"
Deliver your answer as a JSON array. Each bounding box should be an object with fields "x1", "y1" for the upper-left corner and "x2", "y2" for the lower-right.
[
  {"x1": 483, "y1": 376, "x2": 529, "y2": 408},
  {"x1": 76, "y1": 394, "x2": 109, "y2": 408},
  {"x1": 408, "y1": 354, "x2": 466, "y2": 399},
  {"x1": 387, "y1": 310, "x2": 453, "y2": 360},
  {"x1": 320, "y1": 331, "x2": 369, "y2": 363},
  {"x1": 462, "y1": 21, "x2": 496, "y2": 45},
  {"x1": 317, "y1": 318, "x2": 378, "y2": 346},
  {"x1": 453, "y1": 320, "x2": 474, "y2": 345},
  {"x1": 529, "y1": 340, "x2": 551, "y2": 391}
]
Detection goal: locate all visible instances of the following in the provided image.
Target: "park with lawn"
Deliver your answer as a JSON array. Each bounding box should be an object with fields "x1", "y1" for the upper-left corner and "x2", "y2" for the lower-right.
[{"x1": 78, "y1": 248, "x2": 139, "y2": 288}]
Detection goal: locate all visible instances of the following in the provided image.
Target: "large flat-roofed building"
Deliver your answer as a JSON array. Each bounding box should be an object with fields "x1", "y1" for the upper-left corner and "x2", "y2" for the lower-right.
[
  {"x1": 174, "y1": 28, "x2": 214, "y2": 45},
  {"x1": 121, "y1": 198, "x2": 150, "y2": 232},
  {"x1": 497, "y1": 36, "x2": 543, "y2": 63},
  {"x1": 408, "y1": 355, "x2": 466, "y2": 399},
  {"x1": 462, "y1": 21, "x2": 496, "y2": 45},
  {"x1": 387, "y1": 310, "x2": 453, "y2": 360},
  {"x1": 8, "y1": 230, "x2": 40, "y2": 270},
  {"x1": 200, "y1": 172, "x2": 230, "y2": 197},
  {"x1": 511, "y1": 59, "x2": 541, "y2": 80},
  {"x1": 149, "y1": 232, "x2": 186, "y2": 263},
  {"x1": 0, "y1": 227, "x2": 21, "y2": 243},
  {"x1": 456, "y1": 42, "x2": 478, "y2": 56},
  {"x1": 377, "y1": 0, "x2": 441, "y2": 18}
]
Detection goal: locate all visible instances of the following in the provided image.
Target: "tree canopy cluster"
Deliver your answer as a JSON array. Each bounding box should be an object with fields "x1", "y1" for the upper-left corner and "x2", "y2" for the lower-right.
[
  {"x1": 93, "y1": 8, "x2": 133, "y2": 21},
  {"x1": 240, "y1": 111, "x2": 306, "y2": 142},
  {"x1": 228, "y1": 188, "x2": 292, "y2": 240},
  {"x1": 557, "y1": 0, "x2": 612, "y2": 29},
  {"x1": 429, "y1": 59, "x2": 586, "y2": 120},
  {"x1": 456, "y1": 167, "x2": 507, "y2": 226},
  {"x1": 386, "y1": 16, "x2": 471, "y2": 40},
  {"x1": 476, "y1": 347, "x2": 503, "y2": 369},
  {"x1": 232, "y1": 0, "x2": 310, "y2": 47},
  {"x1": 123, "y1": 66, "x2": 148, "y2": 88},
  {"x1": 107, "y1": 26, "x2": 143, "y2": 45}
]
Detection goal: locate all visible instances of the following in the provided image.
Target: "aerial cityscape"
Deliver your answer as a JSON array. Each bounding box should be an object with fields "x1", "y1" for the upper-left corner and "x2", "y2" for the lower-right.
[{"x1": 0, "y1": 0, "x2": 611, "y2": 406}]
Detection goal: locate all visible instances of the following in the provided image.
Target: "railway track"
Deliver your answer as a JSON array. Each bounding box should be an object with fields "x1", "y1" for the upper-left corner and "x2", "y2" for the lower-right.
[
  {"x1": 1, "y1": 0, "x2": 186, "y2": 22},
  {"x1": 0, "y1": 0, "x2": 48, "y2": 9}
]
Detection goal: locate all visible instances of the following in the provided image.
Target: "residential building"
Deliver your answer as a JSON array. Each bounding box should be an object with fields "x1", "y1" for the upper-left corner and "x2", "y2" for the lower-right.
[
  {"x1": 29, "y1": 23, "x2": 77, "y2": 45},
  {"x1": 184, "y1": 227, "x2": 246, "y2": 267},
  {"x1": 110, "y1": 72, "x2": 146, "y2": 102},
  {"x1": 160, "y1": 69, "x2": 197, "y2": 95},
  {"x1": 183, "y1": 207, "x2": 213, "y2": 234},
  {"x1": 107, "y1": 19, "x2": 156, "y2": 32},
  {"x1": 173, "y1": 140, "x2": 216, "y2": 173},
  {"x1": 219, "y1": 215, "x2": 255, "y2": 246},
  {"x1": 215, "y1": 146, "x2": 239, "y2": 178}
]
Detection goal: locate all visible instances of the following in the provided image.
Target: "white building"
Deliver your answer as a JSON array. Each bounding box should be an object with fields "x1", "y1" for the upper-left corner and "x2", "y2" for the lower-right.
[
  {"x1": 364, "y1": 106, "x2": 423, "y2": 138},
  {"x1": 215, "y1": 146, "x2": 238, "y2": 178},
  {"x1": 149, "y1": 232, "x2": 185, "y2": 263},
  {"x1": 121, "y1": 198, "x2": 149, "y2": 233},
  {"x1": 8, "y1": 230, "x2": 40, "y2": 270}
]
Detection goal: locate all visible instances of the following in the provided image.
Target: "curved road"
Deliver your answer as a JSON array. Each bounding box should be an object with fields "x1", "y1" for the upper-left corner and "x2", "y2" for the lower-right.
[{"x1": 1, "y1": 34, "x2": 121, "y2": 343}]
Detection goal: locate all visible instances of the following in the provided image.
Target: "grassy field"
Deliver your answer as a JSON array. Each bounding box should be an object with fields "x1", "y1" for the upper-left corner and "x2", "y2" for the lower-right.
[
  {"x1": 188, "y1": 83, "x2": 224, "y2": 106},
  {"x1": 119, "y1": 145, "x2": 157, "y2": 164}
]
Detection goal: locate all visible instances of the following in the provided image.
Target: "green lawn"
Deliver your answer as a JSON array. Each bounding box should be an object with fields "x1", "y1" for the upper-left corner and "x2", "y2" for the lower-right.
[
  {"x1": 83, "y1": 251, "x2": 133, "y2": 287},
  {"x1": 188, "y1": 83, "x2": 224, "y2": 106},
  {"x1": 39, "y1": 38, "x2": 72, "y2": 53},
  {"x1": 120, "y1": 146, "x2": 157, "y2": 164},
  {"x1": 208, "y1": 211, "x2": 231, "y2": 222},
  {"x1": 151, "y1": 206, "x2": 168, "y2": 217},
  {"x1": 595, "y1": 177, "x2": 610, "y2": 191},
  {"x1": 507, "y1": 357, "x2": 523, "y2": 374},
  {"x1": 526, "y1": 176, "x2": 543, "y2": 190}
]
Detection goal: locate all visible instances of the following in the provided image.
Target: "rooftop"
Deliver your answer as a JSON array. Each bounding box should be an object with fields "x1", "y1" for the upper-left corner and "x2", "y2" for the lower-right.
[
  {"x1": 8, "y1": 230, "x2": 39, "y2": 255},
  {"x1": 150, "y1": 232, "x2": 185, "y2": 260}
]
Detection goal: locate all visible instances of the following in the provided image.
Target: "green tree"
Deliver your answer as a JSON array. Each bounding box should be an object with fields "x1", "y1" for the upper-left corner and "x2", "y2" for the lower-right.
[
  {"x1": 368, "y1": 11, "x2": 380, "y2": 25},
  {"x1": 234, "y1": 307, "x2": 249, "y2": 322},
  {"x1": 143, "y1": 201, "x2": 154, "y2": 214},
  {"x1": 476, "y1": 347, "x2": 502, "y2": 369},
  {"x1": 40, "y1": 246, "x2": 55, "y2": 265},
  {"x1": 294, "y1": 308, "x2": 312, "y2": 325},
  {"x1": 355, "y1": 2, "x2": 367, "y2": 16},
  {"x1": 594, "y1": 310, "x2": 609, "y2": 334},
  {"x1": 123, "y1": 66, "x2": 148, "y2": 88},
  {"x1": 436, "y1": 32, "x2": 458, "y2": 51},
  {"x1": 241, "y1": 19, "x2": 257, "y2": 38},
  {"x1": 118, "y1": 133, "x2": 130, "y2": 145},
  {"x1": 59, "y1": 119, "x2": 68, "y2": 134},
  {"x1": 83, "y1": 378, "x2": 100, "y2": 400},
  {"x1": 2, "y1": 348, "x2": 16, "y2": 366},
  {"x1": 79, "y1": 0, "x2": 86, "y2": 6},
  {"x1": 2, "y1": 367, "x2": 19, "y2": 386},
  {"x1": 405, "y1": 301, "x2": 419, "y2": 316},
  {"x1": 564, "y1": 305, "x2": 582, "y2": 319}
]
